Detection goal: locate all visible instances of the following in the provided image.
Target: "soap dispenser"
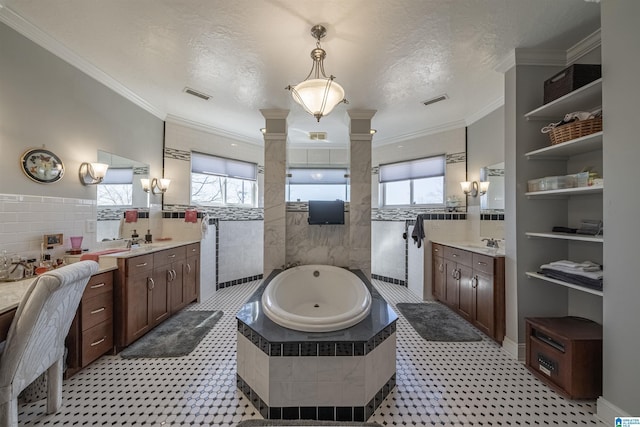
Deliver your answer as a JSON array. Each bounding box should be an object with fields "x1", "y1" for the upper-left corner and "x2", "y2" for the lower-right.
[
  {"x1": 131, "y1": 229, "x2": 139, "y2": 240},
  {"x1": 145, "y1": 229, "x2": 153, "y2": 243}
]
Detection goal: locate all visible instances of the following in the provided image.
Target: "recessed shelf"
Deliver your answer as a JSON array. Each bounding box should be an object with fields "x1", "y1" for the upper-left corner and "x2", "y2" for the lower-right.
[
  {"x1": 526, "y1": 272, "x2": 603, "y2": 297},
  {"x1": 524, "y1": 79, "x2": 602, "y2": 121},
  {"x1": 525, "y1": 232, "x2": 603, "y2": 243},
  {"x1": 525, "y1": 185, "x2": 603, "y2": 198},
  {"x1": 526, "y1": 132, "x2": 603, "y2": 160}
]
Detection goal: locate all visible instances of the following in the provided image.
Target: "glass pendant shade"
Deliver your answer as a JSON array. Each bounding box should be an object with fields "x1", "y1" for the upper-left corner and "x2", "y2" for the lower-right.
[{"x1": 290, "y1": 78, "x2": 346, "y2": 122}]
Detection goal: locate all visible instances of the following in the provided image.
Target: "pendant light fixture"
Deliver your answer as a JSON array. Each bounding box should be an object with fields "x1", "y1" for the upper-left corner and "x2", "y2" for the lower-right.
[{"x1": 286, "y1": 25, "x2": 347, "y2": 122}]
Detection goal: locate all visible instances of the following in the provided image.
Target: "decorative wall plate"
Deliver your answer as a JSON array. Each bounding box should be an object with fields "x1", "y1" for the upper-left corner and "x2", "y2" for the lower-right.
[{"x1": 20, "y1": 148, "x2": 65, "y2": 183}]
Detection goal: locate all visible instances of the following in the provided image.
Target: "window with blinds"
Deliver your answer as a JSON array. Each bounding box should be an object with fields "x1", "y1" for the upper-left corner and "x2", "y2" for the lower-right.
[
  {"x1": 97, "y1": 167, "x2": 134, "y2": 206},
  {"x1": 191, "y1": 152, "x2": 257, "y2": 206},
  {"x1": 379, "y1": 155, "x2": 445, "y2": 207},
  {"x1": 287, "y1": 168, "x2": 349, "y2": 202}
]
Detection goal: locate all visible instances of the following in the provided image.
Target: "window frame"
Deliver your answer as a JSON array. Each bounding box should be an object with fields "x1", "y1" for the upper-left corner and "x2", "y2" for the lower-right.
[
  {"x1": 379, "y1": 155, "x2": 446, "y2": 208},
  {"x1": 190, "y1": 152, "x2": 257, "y2": 207}
]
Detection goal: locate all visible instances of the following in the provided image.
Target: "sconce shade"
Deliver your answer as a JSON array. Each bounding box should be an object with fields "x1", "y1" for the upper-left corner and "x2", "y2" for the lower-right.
[
  {"x1": 79, "y1": 162, "x2": 109, "y2": 185},
  {"x1": 142, "y1": 177, "x2": 171, "y2": 194},
  {"x1": 460, "y1": 181, "x2": 479, "y2": 197},
  {"x1": 479, "y1": 181, "x2": 490, "y2": 195}
]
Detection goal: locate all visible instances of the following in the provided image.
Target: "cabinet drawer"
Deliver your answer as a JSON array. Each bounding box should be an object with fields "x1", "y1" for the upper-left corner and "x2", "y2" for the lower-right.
[
  {"x1": 443, "y1": 246, "x2": 472, "y2": 266},
  {"x1": 186, "y1": 242, "x2": 200, "y2": 257},
  {"x1": 81, "y1": 319, "x2": 113, "y2": 366},
  {"x1": 473, "y1": 253, "x2": 495, "y2": 275},
  {"x1": 154, "y1": 246, "x2": 186, "y2": 266},
  {"x1": 81, "y1": 291, "x2": 113, "y2": 331},
  {"x1": 125, "y1": 254, "x2": 154, "y2": 276},
  {"x1": 83, "y1": 271, "x2": 113, "y2": 299}
]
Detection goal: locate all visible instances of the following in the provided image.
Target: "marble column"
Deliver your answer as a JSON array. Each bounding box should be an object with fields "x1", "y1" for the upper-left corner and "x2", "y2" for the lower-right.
[
  {"x1": 260, "y1": 109, "x2": 289, "y2": 277},
  {"x1": 348, "y1": 110, "x2": 376, "y2": 279}
]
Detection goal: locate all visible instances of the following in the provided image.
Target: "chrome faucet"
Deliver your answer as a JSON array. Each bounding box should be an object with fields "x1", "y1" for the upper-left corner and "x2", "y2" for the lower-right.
[{"x1": 481, "y1": 238, "x2": 499, "y2": 249}]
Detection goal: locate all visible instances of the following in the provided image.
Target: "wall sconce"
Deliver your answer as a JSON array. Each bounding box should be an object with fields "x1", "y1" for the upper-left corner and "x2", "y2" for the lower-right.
[
  {"x1": 79, "y1": 162, "x2": 109, "y2": 185},
  {"x1": 460, "y1": 181, "x2": 490, "y2": 197},
  {"x1": 141, "y1": 178, "x2": 171, "y2": 194}
]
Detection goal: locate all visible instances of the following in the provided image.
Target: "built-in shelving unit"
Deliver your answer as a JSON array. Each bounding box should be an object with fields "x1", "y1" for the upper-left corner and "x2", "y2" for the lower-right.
[
  {"x1": 524, "y1": 79, "x2": 602, "y2": 121},
  {"x1": 526, "y1": 131, "x2": 603, "y2": 160},
  {"x1": 523, "y1": 73, "x2": 603, "y2": 311},
  {"x1": 525, "y1": 185, "x2": 603, "y2": 198},
  {"x1": 525, "y1": 272, "x2": 603, "y2": 297},
  {"x1": 525, "y1": 232, "x2": 603, "y2": 243}
]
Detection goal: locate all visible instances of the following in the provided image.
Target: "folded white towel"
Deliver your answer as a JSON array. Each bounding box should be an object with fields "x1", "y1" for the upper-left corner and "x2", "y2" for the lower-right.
[
  {"x1": 540, "y1": 263, "x2": 603, "y2": 280},
  {"x1": 548, "y1": 260, "x2": 601, "y2": 272}
]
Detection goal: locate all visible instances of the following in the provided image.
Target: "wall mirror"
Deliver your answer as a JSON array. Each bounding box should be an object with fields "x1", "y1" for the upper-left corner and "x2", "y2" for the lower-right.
[
  {"x1": 96, "y1": 150, "x2": 150, "y2": 241},
  {"x1": 480, "y1": 162, "x2": 504, "y2": 212}
]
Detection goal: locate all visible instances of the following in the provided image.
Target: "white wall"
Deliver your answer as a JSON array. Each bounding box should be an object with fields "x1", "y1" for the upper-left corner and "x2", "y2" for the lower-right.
[
  {"x1": 163, "y1": 120, "x2": 264, "y2": 207},
  {"x1": 372, "y1": 128, "x2": 467, "y2": 208},
  {"x1": 600, "y1": 0, "x2": 640, "y2": 417},
  {"x1": 0, "y1": 22, "x2": 164, "y2": 201}
]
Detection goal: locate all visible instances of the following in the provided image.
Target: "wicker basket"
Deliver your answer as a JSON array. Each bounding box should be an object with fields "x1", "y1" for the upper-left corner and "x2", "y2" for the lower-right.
[{"x1": 548, "y1": 117, "x2": 602, "y2": 145}]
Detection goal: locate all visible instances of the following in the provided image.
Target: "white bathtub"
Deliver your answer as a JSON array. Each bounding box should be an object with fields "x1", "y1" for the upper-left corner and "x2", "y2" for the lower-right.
[{"x1": 261, "y1": 265, "x2": 372, "y2": 332}]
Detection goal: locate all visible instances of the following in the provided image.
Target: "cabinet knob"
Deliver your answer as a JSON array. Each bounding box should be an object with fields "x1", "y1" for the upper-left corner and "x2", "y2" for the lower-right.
[
  {"x1": 147, "y1": 277, "x2": 155, "y2": 290},
  {"x1": 186, "y1": 263, "x2": 192, "y2": 274},
  {"x1": 90, "y1": 282, "x2": 105, "y2": 289},
  {"x1": 90, "y1": 307, "x2": 106, "y2": 315},
  {"x1": 135, "y1": 262, "x2": 148, "y2": 268},
  {"x1": 477, "y1": 261, "x2": 488, "y2": 266},
  {"x1": 168, "y1": 254, "x2": 176, "y2": 258}
]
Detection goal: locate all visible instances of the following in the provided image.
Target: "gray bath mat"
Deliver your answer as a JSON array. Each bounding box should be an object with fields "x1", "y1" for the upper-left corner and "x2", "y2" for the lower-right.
[
  {"x1": 120, "y1": 310, "x2": 223, "y2": 358},
  {"x1": 396, "y1": 302, "x2": 482, "y2": 342},
  {"x1": 237, "y1": 420, "x2": 382, "y2": 427}
]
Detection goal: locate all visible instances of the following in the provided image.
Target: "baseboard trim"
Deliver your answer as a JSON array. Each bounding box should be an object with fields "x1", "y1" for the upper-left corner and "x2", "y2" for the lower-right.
[
  {"x1": 502, "y1": 336, "x2": 526, "y2": 361},
  {"x1": 596, "y1": 397, "x2": 630, "y2": 424}
]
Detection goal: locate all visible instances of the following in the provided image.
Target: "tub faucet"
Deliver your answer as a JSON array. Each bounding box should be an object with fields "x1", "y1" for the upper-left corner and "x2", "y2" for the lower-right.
[{"x1": 481, "y1": 238, "x2": 499, "y2": 249}]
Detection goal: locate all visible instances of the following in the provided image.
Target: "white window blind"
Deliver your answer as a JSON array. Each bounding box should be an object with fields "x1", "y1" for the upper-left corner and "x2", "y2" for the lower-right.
[
  {"x1": 288, "y1": 168, "x2": 348, "y2": 184},
  {"x1": 191, "y1": 152, "x2": 257, "y2": 181},
  {"x1": 101, "y1": 167, "x2": 133, "y2": 184},
  {"x1": 379, "y1": 155, "x2": 445, "y2": 183}
]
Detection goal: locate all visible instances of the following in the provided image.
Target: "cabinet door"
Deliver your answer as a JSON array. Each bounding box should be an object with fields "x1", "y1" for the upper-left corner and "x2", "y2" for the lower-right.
[
  {"x1": 473, "y1": 272, "x2": 495, "y2": 338},
  {"x1": 151, "y1": 268, "x2": 171, "y2": 325},
  {"x1": 184, "y1": 255, "x2": 199, "y2": 304},
  {"x1": 169, "y1": 262, "x2": 186, "y2": 313},
  {"x1": 457, "y1": 264, "x2": 474, "y2": 321},
  {"x1": 444, "y1": 261, "x2": 459, "y2": 308},
  {"x1": 126, "y1": 273, "x2": 152, "y2": 343},
  {"x1": 433, "y1": 255, "x2": 445, "y2": 300}
]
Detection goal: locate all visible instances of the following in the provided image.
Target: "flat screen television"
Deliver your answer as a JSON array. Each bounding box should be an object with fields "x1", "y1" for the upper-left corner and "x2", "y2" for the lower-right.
[{"x1": 308, "y1": 200, "x2": 345, "y2": 225}]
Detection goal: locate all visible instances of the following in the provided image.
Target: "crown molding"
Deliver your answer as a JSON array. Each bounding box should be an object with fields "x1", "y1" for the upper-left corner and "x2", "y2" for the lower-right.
[
  {"x1": 373, "y1": 119, "x2": 466, "y2": 147},
  {"x1": 495, "y1": 48, "x2": 567, "y2": 73},
  {"x1": 165, "y1": 114, "x2": 262, "y2": 146},
  {"x1": 260, "y1": 109, "x2": 290, "y2": 120},
  {"x1": 567, "y1": 28, "x2": 601, "y2": 65},
  {"x1": 0, "y1": 6, "x2": 165, "y2": 120},
  {"x1": 465, "y1": 97, "x2": 505, "y2": 126},
  {"x1": 347, "y1": 109, "x2": 377, "y2": 120}
]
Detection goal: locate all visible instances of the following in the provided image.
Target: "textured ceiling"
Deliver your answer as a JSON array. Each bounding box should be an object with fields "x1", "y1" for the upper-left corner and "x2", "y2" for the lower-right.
[{"x1": 1, "y1": 0, "x2": 600, "y2": 147}]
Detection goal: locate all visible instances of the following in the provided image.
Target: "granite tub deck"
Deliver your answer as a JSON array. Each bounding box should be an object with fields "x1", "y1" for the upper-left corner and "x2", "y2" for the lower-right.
[{"x1": 236, "y1": 270, "x2": 398, "y2": 422}]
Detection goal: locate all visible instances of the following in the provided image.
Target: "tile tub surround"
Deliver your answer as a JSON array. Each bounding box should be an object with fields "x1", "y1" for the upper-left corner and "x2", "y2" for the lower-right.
[{"x1": 236, "y1": 270, "x2": 398, "y2": 420}]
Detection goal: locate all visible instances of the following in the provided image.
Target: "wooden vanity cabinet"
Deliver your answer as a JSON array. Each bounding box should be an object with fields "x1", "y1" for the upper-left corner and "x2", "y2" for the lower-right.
[
  {"x1": 114, "y1": 243, "x2": 201, "y2": 350},
  {"x1": 432, "y1": 244, "x2": 446, "y2": 301},
  {"x1": 153, "y1": 246, "x2": 186, "y2": 315},
  {"x1": 184, "y1": 243, "x2": 200, "y2": 304},
  {"x1": 65, "y1": 270, "x2": 114, "y2": 378},
  {"x1": 432, "y1": 244, "x2": 505, "y2": 343},
  {"x1": 115, "y1": 253, "x2": 154, "y2": 349}
]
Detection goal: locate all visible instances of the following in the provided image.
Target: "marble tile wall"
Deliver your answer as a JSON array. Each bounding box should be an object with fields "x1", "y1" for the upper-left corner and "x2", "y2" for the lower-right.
[
  {"x1": 218, "y1": 220, "x2": 263, "y2": 284},
  {"x1": 371, "y1": 221, "x2": 405, "y2": 282},
  {"x1": 285, "y1": 212, "x2": 350, "y2": 267}
]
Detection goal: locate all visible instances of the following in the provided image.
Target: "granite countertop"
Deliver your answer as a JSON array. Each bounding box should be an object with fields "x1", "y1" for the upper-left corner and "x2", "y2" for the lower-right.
[
  {"x1": 98, "y1": 239, "x2": 200, "y2": 259},
  {"x1": 0, "y1": 264, "x2": 117, "y2": 315},
  {"x1": 431, "y1": 240, "x2": 505, "y2": 257}
]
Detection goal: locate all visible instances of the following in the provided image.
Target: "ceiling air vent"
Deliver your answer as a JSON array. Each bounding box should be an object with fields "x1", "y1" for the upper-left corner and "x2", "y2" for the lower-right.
[
  {"x1": 422, "y1": 94, "x2": 448, "y2": 107},
  {"x1": 183, "y1": 87, "x2": 211, "y2": 101},
  {"x1": 309, "y1": 132, "x2": 327, "y2": 141}
]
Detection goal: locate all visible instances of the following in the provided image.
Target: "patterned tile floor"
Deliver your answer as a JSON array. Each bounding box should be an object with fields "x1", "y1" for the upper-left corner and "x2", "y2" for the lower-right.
[{"x1": 19, "y1": 279, "x2": 604, "y2": 426}]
